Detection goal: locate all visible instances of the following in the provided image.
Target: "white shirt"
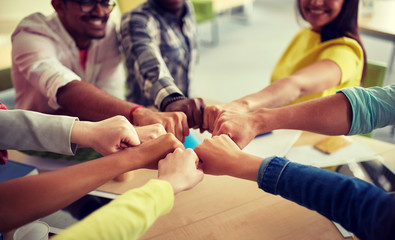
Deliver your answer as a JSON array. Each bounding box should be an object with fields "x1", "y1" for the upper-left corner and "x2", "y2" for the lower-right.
[{"x1": 11, "y1": 13, "x2": 125, "y2": 113}]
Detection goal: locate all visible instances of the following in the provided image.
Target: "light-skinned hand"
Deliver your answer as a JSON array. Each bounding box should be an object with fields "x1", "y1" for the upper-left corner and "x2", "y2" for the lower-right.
[
  {"x1": 132, "y1": 107, "x2": 189, "y2": 142},
  {"x1": 158, "y1": 148, "x2": 204, "y2": 194},
  {"x1": 165, "y1": 98, "x2": 206, "y2": 129},
  {"x1": 212, "y1": 110, "x2": 262, "y2": 149},
  {"x1": 71, "y1": 115, "x2": 140, "y2": 156},
  {"x1": 202, "y1": 101, "x2": 248, "y2": 133},
  {"x1": 127, "y1": 133, "x2": 185, "y2": 170},
  {"x1": 135, "y1": 123, "x2": 166, "y2": 143},
  {"x1": 194, "y1": 135, "x2": 262, "y2": 181}
]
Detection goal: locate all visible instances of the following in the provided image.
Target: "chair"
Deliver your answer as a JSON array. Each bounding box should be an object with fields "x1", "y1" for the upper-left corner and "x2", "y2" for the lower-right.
[
  {"x1": 362, "y1": 61, "x2": 387, "y2": 88},
  {"x1": 359, "y1": 61, "x2": 387, "y2": 138},
  {"x1": 0, "y1": 67, "x2": 15, "y2": 109},
  {"x1": 0, "y1": 67, "x2": 12, "y2": 91},
  {"x1": 191, "y1": 0, "x2": 219, "y2": 45}
]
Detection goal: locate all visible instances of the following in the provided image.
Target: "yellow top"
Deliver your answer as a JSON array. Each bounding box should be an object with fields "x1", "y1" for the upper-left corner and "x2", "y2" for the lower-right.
[
  {"x1": 271, "y1": 28, "x2": 364, "y2": 105},
  {"x1": 52, "y1": 179, "x2": 174, "y2": 240}
]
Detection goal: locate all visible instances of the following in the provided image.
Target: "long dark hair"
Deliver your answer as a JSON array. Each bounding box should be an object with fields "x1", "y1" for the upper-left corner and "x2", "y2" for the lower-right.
[{"x1": 297, "y1": 0, "x2": 367, "y2": 82}]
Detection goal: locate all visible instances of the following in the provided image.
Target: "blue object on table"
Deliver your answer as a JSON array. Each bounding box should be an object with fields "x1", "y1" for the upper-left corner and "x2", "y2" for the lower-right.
[
  {"x1": 183, "y1": 134, "x2": 201, "y2": 149},
  {"x1": 255, "y1": 131, "x2": 273, "y2": 138},
  {"x1": 0, "y1": 160, "x2": 38, "y2": 183}
]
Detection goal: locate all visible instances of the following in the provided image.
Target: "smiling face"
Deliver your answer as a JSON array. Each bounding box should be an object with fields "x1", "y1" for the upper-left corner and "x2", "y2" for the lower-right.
[
  {"x1": 52, "y1": 0, "x2": 110, "y2": 49},
  {"x1": 299, "y1": 0, "x2": 344, "y2": 32}
]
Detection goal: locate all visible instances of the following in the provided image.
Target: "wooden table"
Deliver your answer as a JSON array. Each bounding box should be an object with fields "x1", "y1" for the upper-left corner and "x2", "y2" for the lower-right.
[
  {"x1": 97, "y1": 132, "x2": 395, "y2": 240},
  {"x1": 358, "y1": 0, "x2": 395, "y2": 75},
  {"x1": 7, "y1": 132, "x2": 395, "y2": 240}
]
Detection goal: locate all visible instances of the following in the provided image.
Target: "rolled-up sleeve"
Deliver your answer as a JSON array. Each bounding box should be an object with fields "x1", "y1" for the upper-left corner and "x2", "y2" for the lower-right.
[{"x1": 338, "y1": 85, "x2": 395, "y2": 135}]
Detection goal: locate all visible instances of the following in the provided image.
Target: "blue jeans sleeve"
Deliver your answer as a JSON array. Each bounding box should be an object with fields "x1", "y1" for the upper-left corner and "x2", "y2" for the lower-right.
[{"x1": 257, "y1": 157, "x2": 395, "y2": 240}]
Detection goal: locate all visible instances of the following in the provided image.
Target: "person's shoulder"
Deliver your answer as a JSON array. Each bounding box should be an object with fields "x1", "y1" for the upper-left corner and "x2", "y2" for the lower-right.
[
  {"x1": 16, "y1": 12, "x2": 48, "y2": 28},
  {"x1": 323, "y1": 36, "x2": 363, "y2": 54},
  {"x1": 12, "y1": 12, "x2": 57, "y2": 39},
  {"x1": 121, "y1": 4, "x2": 157, "y2": 23}
]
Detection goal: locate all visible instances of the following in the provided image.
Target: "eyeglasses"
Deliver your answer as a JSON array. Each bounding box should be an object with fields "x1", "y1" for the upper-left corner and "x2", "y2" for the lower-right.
[{"x1": 66, "y1": 0, "x2": 116, "y2": 14}]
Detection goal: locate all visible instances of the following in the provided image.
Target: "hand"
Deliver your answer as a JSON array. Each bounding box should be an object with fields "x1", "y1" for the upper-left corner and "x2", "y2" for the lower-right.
[
  {"x1": 194, "y1": 135, "x2": 242, "y2": 175},
  {"x1": 129, "y1": 133, "x2": 185, "y2": 169},
  {"x1": 135, "y1": 123, "x2": 166, "y2": 143},
  {"x1": 71, "y1": 116, "x2": 140, "y2": 156},
  {"x1": 212, "y1": 111, "x2": 261, "y2": 149},
  {"x1": 158, "y1": 148, "x2": 204, "y2": 194},
  {"x1": 165, "y1": 98, "x2": 206, "y2": 129},
  {"x1": 132, "y1": 107, "x2": 189, "y2": 142},
  {"x1": 202, "y1": 101, "x2": 248, "y2": 133},
  {"x1": 194, "y1": 135, "x2": 262, "y2": 181}
]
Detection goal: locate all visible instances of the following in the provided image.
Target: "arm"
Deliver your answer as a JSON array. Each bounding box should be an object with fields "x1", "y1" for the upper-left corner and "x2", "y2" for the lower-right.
[
  {"x1": 0, "y1": 110, "x2": 140, "y2": 156},
  {"x1": 57, "y1": 81, "x2": 189, "y2": 141},
  {"x1": 0, "y1": 110, "x2": 78, "y2": 155},
  {"x1": 259, "y1": 157, "x2": 395, "y2": 240},
  {"x1": 213, "y1": 85, "x2": 395, "y2": 148},
  {"x1": 52, "y1": 148, "x2": 203, "y2": 240},
  {"x1": 210, "y1": 92, "x2": 351, "y2": 148},
  {"x1": 195, "y1": 135, "x2": 395, "y2": 240},
  {"x1": 203, "y1": 59, "x2": 341, "y2": 132},
  {"x1": 0, "y1": 134, "x2": 183, "y2": 232},
  {"x1": 234, "y1": 59, "x2": 342, "y2": 110},
  {"x1": 71, "y1": 115, "x2": 140, "y2": 155}
]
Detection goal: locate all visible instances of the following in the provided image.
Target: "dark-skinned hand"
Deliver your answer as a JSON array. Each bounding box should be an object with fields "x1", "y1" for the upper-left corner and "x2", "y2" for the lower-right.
[{"x1": 165, "y1": 98, "x2": 206, "y2": 129}]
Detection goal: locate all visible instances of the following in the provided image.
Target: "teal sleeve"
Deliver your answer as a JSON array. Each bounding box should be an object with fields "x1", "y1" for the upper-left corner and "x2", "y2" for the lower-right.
[
  {"x1": 338, "y1": 85, "x2": 395, "y2": 135},
  {"x1": 52, "y1": 179, "x2": 174, "y2": 240}
]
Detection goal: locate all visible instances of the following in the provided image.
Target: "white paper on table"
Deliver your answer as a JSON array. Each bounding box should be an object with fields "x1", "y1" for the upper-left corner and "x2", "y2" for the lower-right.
[
  {"x1": 333, "y1": 222, "x2": 354, "y2": 238},
  {"x1": 285, "y1": 140, "x2": 380, "y2": 168},
  {"x1": 191, "y1": 129, "x2": 302, "y2": 158},
  {"x1": 243, "y1": 129, "x2": 302, "y2": 158}
]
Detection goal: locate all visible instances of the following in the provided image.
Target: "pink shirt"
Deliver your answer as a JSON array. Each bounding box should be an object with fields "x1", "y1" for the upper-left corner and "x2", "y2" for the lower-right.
[{"x1": 11, "y1": 13, "x2": 125, "y2": 113}]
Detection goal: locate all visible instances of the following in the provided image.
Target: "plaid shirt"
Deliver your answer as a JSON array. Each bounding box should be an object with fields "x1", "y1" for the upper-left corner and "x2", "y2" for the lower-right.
[{"x1": 120, "y1": 0, "x2": 198, "y2": 109}]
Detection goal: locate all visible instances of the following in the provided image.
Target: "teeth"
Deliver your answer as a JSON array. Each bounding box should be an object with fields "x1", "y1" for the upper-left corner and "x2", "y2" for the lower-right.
[
  {"x1": 310, "y1": 9, "x2": 324, "y2": 14},
  {"x1": 90, "y1": 19, "x2": 102, "y2": 25}
]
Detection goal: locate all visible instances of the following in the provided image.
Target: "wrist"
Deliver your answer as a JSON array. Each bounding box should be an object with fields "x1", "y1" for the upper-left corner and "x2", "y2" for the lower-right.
[
  {"x1": 232, "y1": 99, "x2": 252, "y2": 112},
  {"x1": 160, "y1": 94, "x2": 186, "y2": 111},
  {"x1": 129, "y1": 105, "x2": 146, "y2": 124},
  {"x1": 254, "y1": 108, "x2": 275, "y2": 132},
  {"x1": 233, "y1": 153, "x2": 262, "y2": 181}
]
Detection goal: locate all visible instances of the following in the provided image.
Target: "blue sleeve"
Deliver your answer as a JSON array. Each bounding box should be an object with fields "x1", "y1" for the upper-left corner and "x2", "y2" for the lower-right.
[
  {"x1": 337, "y1": 85, "x2": 395, "y2": 135},
  {"x1": 257, "y1": 157, "x2": 395, "y2": 240}
]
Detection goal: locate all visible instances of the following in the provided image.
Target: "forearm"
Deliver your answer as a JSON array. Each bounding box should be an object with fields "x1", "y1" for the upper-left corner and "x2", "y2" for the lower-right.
[
  {"x1": 256, "y1": 93, "x2": 352, "y2": 135},
  {"x1": 258, "y1": 157, "x2": 395, "y2": 239},
  {"x1": 237, "y1": 60, "x2": 342, "y2": 111},
  {"x1": 0, "y1": 150, "x2": 137, "y2": 232},
  {"x1": 56, "y1": 81, "x2": 135, "y2": 121},
  {"x1": 0, "y1": 110, "x2": 77, "y2": 154},
  {"x1": 52, "y1": 179, "x2": 174, "y2": 240},
  {"x1": 235, "y1": 78, "x2": 303, "y2": 111},
  {"x1": 227, "y1": 152, "x2": 262, "y2": 181}
]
